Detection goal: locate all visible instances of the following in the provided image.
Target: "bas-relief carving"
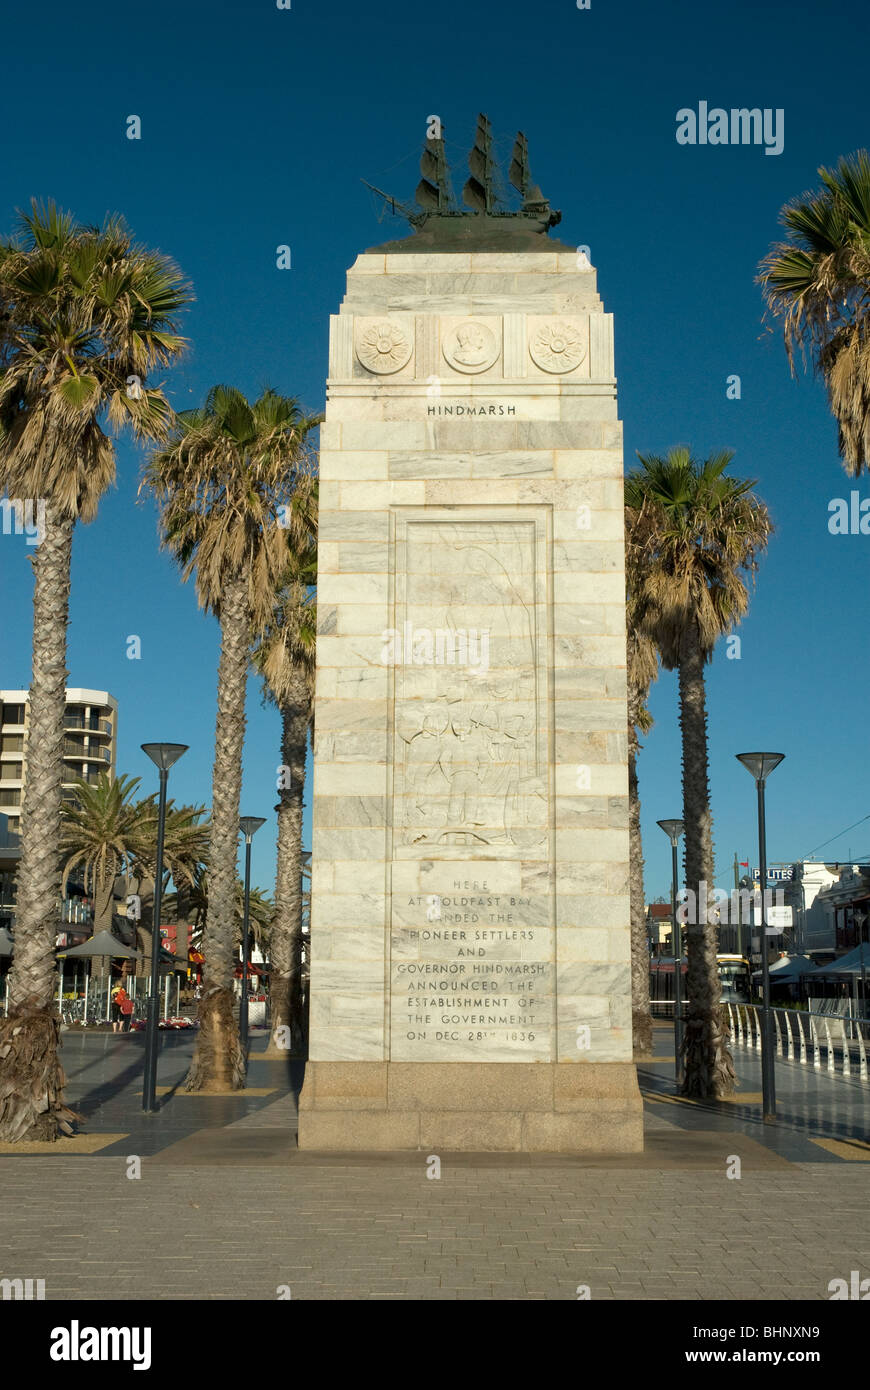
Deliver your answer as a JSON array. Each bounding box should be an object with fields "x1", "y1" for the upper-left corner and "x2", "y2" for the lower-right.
[
  {"x1": 355, "y1": 318, "x2": 413, "y2": 374},
  {"x1": 392, "y1": 518, "x2": 549, "y2": 859},
  {"x1": 441, "y1": 319, "x2": 499, "y2": 374},
  {"x1": 529, "y1": 318, "x2": 586, "y2": 374}
]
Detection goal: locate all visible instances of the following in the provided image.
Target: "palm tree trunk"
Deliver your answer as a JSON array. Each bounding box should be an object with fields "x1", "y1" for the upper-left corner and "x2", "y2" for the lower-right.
[
  {"x1": 678, "y1": 625, "x2": 736, "y2": 1098},
  {"x1": 628, "y1": 722, "x2": 653, "y2": 1057},
  {"x1": 263, "y1": 673, "x2": 309, "y2": 1057},
  {"x1": 185, "y1": 574, "x2": 249, "y2": 1091},
  {"x1": 0, "y1": 510, "x2": 77, "y2": 1141},
  {"x1": 93, "y1": 872, "x2": 116, "y2": 934}
]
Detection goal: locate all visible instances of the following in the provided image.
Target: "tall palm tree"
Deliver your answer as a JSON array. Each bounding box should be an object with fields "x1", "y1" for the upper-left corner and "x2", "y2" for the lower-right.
[
  {"x1": 0, "y1": 202, "x2": 190, "y2": 1141},
  {"x1": 759, "y1": 150, "x2": 870, "y2": 474},
  {"x1": 253, "y1": 569, "x2": 316, "y2": 1056},
  {"x1": 624, "y1": 448, "x2": 772, "y2": 1098},
  {"x1": 143, "y1": 385, "x2": 318, "y2": 1091},
  {"x1": 624, "y1": 505, "x2": 659, "y2": 1056}
]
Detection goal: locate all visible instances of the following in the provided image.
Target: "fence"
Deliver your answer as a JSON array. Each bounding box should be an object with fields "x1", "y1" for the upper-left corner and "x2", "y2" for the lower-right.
[
  {"x1": 726, "y1": 1002, "x2": 869, "y2": 1083},
  {"x1": 57, "y1": 975, "x2": 188, "y2": 1027}
]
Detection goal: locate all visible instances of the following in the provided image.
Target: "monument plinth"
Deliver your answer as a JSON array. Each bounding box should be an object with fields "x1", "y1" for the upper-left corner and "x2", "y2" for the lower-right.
[{"x1": 298, "y1": 121, "x2": 643, "y2": 1152}]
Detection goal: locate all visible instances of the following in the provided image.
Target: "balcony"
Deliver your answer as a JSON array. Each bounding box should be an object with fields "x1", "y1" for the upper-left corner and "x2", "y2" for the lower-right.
[
  {"x1": 63, "y1": 740, "x2": 111, "y2": 763},
  {"x1": 64, "y1": 714, "x2": 111, "y2": 736}
]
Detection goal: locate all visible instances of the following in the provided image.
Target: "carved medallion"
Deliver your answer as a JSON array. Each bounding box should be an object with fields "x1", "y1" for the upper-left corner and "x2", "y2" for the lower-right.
[
  {"x1": 442, "y1": 320, "x2": 499, "y2": 374},
  {"x1": 529, "y1": 320, "x2": 585, "y2": 374},
  {"x1": 356, "y1": 320, "x2": 412, "y2": 374}
]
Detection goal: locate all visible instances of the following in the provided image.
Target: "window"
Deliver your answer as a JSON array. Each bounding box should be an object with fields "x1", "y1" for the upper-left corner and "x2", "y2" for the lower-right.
[
  {"x1": 0, "y1": 763, "x2": 22, "y2": 781},
  {"x1": 0, "y1": 735, "x2": 24, "y2": 754},
  {"x1": 1, "y1": 704, "x2": 25, "y2": 726},
  {"x1": 0, "y1": 789, "x2": 19, "y2": 806}
]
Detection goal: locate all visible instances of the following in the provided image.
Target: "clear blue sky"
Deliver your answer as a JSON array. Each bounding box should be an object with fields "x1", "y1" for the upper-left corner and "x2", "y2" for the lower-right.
[{"x1": 1, "y1": 0, "x2": 868, "y2": 900}]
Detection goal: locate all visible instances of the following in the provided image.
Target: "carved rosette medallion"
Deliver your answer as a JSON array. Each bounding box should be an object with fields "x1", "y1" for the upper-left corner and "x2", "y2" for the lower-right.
[
  {"x1": 529, "y1": 319, "x2": 585, "y2": 374},
  {"x1": 442, "y1": 320, "x2": 499, "y2": 375},
  {"x1": 356, "y1": 320, "x2": 413, "y2": 374}
]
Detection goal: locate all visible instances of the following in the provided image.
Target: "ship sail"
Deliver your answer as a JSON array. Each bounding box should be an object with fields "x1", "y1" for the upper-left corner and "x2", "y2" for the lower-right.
[
  {"x1": 416, "y1": 129, "x2": 450, "y2": 213},
  {"x1": 462, "y1": 113, "x2": 496, "y2": 213},
  {"x1": 509, "y1": 132, "x2": 529, "y2": 196}
]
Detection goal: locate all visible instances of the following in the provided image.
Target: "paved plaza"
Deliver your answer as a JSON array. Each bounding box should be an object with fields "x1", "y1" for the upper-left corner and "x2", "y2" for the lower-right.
[{"x1": 1, "y1": 1025, "x2": 868, "y2": 1301}]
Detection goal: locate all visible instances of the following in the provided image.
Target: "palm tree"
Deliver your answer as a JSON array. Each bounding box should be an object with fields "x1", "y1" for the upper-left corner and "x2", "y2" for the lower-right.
[
  {"x1": 624, "y1": 448, "x2": 772, "y2": 1098},
  {"x1": 165, "y1": 865, "x2": 272, "y2": 937},
  {"x1": 0, "y1": 202, "x2": 190, "y2": 1141},
  {"x1": 143, "y1": 385, "x2": 318, "y2": 1091},
  {"x1": 759, "y1": 150, "x2": 870, "y2": 474},
  {"x1": 254, "y1": 571, "x2": 316, "y2": 1056},
  {"x1": 60, "y1": 770, "x2": 208, "y2": 941},
  {"x1": 624, "y1": 504, "x2": 659, "y2": 1057},
  {"x1": 164, "y1": 867, "x2": 273, "y2": 1001}
]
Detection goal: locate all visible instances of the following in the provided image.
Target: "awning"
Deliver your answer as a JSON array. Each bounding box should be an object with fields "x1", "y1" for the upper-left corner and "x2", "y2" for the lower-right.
[{"x1": 57, "y1": 929, "x2": 141, "y2": 959}]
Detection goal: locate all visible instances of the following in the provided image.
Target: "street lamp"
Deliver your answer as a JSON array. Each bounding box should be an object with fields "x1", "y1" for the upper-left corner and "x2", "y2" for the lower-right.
[
  {"x1": 657, "y1": 818, "x2": 685, "y2": 1088},
  {"x1": 737, "y1": 751, "x2": 785, "y2": 1122},
  {"x1": 238, "y1": 816, "x2": 266, "y2": 1052},
  {"x1": 140, "y1": 743, "x2": 188, "y2": 1113}
]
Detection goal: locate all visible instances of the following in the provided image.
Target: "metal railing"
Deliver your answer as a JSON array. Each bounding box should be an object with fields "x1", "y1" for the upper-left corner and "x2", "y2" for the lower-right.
[
  {"x1": 62, "y1": 740, "x2": 111, "y2": 762},
  {"x1": 63, "y1": 715, "x2": 111, "y2": 735},
  {"x1": 726, "y1": 1002, "x2": 869, "y2": 1083}
]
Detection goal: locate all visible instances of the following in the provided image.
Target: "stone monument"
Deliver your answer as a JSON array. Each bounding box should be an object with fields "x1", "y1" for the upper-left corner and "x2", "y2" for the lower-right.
[{"x1": 298, "y1": 117, "x2": 643, "y2": 1152}]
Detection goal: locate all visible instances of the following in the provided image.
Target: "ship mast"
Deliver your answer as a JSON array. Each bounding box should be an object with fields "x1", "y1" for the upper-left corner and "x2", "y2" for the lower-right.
[{"x1": 463, "y1": 113, "x2": 497, "y2": 214}]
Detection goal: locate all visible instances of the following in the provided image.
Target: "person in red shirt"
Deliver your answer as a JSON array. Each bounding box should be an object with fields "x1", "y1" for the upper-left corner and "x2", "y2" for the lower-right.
[{"x1": 111, "y1": 985, "x2": 132, "y2": 1032}]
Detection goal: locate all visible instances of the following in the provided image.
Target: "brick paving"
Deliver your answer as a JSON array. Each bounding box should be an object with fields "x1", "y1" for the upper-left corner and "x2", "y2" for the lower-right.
[
  {"x1": 0, "y1": 1027, "x2": 868, "y2": 1300},
  {"x1": 2, "y1": 1155, "x2": 868, "y2": 1300}
]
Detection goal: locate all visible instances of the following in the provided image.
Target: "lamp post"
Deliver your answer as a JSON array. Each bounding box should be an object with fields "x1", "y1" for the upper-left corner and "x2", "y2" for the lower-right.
[
  {"x1": 238, "y1": 816, "x2": 266, "y2": 1052},
  {"x1": 736, "y1": 751, "x2": 785, "y2": 1123},
  {"x1": 141, "y1": 743, "x2": 188, "y2": 1113},
  {"x1": 657, "y1": 819, "x2": 685, "y2": 1088}
]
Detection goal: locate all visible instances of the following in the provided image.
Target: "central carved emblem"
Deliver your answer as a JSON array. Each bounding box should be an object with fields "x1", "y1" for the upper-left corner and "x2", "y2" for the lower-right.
[
  {"x1": 442, "y1": 320, "x2": 499, "y2": 374},
  {"x1": 356, "y1": 320, "x2": 412, "y2": 374}
]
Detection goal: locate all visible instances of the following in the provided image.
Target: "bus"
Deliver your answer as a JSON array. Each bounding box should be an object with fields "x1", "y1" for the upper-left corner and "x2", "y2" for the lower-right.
[
  {"x1": 716, "y1": 954, "x2": 751, "y2": 1003},
  {"x1": 649, "y1": 954, "x2": 751, "y2": 1004}
]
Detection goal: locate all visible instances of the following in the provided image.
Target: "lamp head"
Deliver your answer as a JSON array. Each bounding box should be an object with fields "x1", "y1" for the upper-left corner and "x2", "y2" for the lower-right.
[
  {"x1": 239, "y1": 816, "x2": 267, "y2": 842},
  {"x1": 141, "y1": 743, "x2": 188, "y2": 772},
  {"x1": 736, "y1": 752, "x2": 785, "y2": 783},
  {"x1": 657, "y1": 818, "x2": 684, "y2": 846}
]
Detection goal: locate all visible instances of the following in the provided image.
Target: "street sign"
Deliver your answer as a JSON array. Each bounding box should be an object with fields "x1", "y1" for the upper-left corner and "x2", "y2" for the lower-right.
[{"x1": 752, "y1": 867, "x2": 793, "y2": 882}]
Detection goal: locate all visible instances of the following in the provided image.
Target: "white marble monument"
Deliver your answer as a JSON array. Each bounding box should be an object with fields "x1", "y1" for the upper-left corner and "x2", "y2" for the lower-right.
[{"x1": 298, "y1": 122, "x2": 643, "y2": 1151}]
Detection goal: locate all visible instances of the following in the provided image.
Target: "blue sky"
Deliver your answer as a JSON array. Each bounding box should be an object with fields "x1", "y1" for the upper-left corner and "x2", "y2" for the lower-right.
[{"x1": 1, "y1": 0, "x2": 868, "y2": 900}]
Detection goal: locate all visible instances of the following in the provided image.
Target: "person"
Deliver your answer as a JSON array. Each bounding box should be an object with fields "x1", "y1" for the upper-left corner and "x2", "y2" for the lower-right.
[{"x1": 111, "y1": 984, "x2": 130, "y2": 1033}]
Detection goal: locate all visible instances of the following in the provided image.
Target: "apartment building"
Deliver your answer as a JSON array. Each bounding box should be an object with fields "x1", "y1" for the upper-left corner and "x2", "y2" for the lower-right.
[
  {"x1": 0, "y1": 689, "x2": 118, "y2": 935},
  {"x1": 0, "y1": 688, "x2": 118, "y2": 837}
]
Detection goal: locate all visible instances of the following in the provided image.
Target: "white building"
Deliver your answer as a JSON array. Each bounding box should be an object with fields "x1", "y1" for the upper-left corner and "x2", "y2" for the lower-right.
[
  {"x1": 0, "y1": 689, "x2": 118, "y2": 931},
  {"x1": 0, "y1": 688, "x2": 118, "y2": 837}
]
